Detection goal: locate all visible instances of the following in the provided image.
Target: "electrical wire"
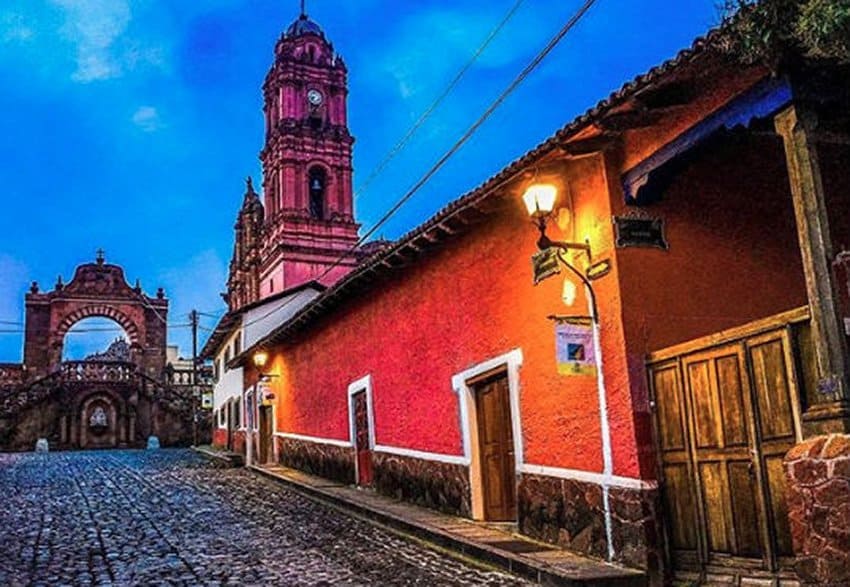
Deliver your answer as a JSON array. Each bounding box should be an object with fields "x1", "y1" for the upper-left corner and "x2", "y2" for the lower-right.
[
  {"x1": 352, "y1": 0, "x2": 526, "y2": 205},
  {"x1": 0, "y1": 323, "x2": 192, "y2": 335},
  {"x1": 230, "y1": 0, "x2": 599, "y2": 335}
]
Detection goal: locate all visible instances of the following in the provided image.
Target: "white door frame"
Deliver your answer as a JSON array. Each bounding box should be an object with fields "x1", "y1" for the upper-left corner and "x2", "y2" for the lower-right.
[
  {"x1": 347, "y1": 374, "x2": 375, "y2": 484},
  {"x1": 451, "y1": 349, "x2": 524, "y2": 520}
]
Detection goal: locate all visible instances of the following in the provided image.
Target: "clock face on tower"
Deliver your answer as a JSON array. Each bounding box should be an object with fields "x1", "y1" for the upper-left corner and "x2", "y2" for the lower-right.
[{"x1": 307, "y1": 89, "x2": 323, "y2": 106}]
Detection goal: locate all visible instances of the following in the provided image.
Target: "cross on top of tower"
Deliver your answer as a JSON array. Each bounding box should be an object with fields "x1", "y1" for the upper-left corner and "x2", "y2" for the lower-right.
[{"x1": 300, "y1": 0, "x2": 307, "y2": 17}]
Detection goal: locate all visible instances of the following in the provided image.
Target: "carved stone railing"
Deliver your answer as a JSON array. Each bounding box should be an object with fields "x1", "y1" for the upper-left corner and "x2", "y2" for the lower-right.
[
  {"x1": 58, "y1": 361, "x2": 135, "y2": 383},
  {"x1": 0, "y1": 364, "x2": 25, "y2": 387},
  {"x1": 168, "y1": 369, "x2": 194, "y2": 386},
  {"x1": 166, "y1": 367, "x2": 214, "y2": 387},
  {"x1": 0, "y1": 361, "x2": 212, "y2": 422}
]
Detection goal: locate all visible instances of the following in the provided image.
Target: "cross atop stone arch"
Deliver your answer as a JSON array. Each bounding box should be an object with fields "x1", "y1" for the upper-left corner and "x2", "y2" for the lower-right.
[{"x1": 23, "y1": 259, "x2": 169, "y2": 378}]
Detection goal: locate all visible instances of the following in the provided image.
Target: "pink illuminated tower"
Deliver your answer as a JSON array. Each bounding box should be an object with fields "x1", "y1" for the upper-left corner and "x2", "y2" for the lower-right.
[
  {"x1": 258, "y1": 7, "x2": 360, "y2": 297},
  {"x1": 226, "y1": 6, "x2": 362, "y2": 311}
]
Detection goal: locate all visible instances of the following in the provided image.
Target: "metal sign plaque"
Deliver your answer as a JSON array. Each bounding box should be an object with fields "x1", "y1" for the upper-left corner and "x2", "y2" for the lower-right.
[
  {"x1": 532, "y1": 248, "x2": 561, "y2": 285},
  {"x1": 586, "y1": 259, "x2": 612, "y2": 281},
  {"x1": 614, "y1": 216, "x2": 668, "y2": 250}
]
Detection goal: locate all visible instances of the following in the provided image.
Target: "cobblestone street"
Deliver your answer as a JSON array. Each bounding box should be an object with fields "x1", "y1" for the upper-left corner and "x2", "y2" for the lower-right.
[{"x1": 0, "y1": 450, "x2": 528, "y2": 586}]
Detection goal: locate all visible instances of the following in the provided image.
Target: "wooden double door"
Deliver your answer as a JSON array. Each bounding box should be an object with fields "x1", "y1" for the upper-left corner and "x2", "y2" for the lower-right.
[{"x1": 649, "y1": 325, "x2": 802, "y2": 582}]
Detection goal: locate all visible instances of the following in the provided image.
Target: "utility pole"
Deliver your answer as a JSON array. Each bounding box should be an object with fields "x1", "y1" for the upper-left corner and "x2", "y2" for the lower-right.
[{"x1": 190, "y1": 309, "x2": 199, "y2": 447}]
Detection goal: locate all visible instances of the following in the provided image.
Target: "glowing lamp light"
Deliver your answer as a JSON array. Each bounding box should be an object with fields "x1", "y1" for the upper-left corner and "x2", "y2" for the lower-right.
[
  {"x1": 522, "y1": 184, "x2": 558, "y2": 218},
  {"x1": 252, "y1": 351, "x2": 269, "y2": 370}
]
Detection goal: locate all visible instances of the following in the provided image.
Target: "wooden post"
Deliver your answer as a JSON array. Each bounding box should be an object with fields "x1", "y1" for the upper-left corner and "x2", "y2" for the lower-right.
[{"x1": 775, "y1": 104, "x2": 850, "y2": 434}]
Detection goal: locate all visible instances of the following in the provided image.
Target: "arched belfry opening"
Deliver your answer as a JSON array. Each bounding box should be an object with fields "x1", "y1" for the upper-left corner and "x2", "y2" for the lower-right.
[{"x1": 309, "y1": 166, "x2": 327, "y2": 220}]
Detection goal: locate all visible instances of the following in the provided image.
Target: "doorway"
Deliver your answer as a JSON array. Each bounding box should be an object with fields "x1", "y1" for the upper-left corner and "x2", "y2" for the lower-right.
[
  {"x1": 352, "y1": 390, "x2": 373, "y2": 486},
  {"x1": 258, "y1": 405, "x2": 273, "y2": 464},
  {"x1": 648, "y1": 312, "x2": 805, "y2": 582},
  {"x1": 472, "y1": 371, "x2": 517, "y2": 522}
]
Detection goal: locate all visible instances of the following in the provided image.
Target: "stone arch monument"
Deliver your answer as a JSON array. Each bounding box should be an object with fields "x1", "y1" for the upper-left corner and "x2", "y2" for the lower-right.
[
  {"x1": 0, "y1": 254, "x2": 202, "y2": 450},
  {"x1": 24, "y1": 254, "x2": 167, "y2": 379}
]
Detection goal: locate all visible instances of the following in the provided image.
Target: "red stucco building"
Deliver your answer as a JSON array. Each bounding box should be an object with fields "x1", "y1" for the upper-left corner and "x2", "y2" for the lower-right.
[{"x1": 213, "y1": 15, "x2": 850, "y2": 587}]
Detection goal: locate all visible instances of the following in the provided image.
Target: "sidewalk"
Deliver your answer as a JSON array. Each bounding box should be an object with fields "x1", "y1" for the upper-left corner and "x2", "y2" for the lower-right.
[
  {"x1": 193, "y1": 445, "x2": 244, "y2": 467},
  {"x1": 250, "y1": 463, "x2": 646, "y2": 586}
]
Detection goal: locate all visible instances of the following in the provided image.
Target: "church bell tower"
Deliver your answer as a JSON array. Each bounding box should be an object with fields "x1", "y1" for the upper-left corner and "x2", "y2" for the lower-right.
[{"x1": 257, "y1": 7, "x2": 360, "y2": 299}]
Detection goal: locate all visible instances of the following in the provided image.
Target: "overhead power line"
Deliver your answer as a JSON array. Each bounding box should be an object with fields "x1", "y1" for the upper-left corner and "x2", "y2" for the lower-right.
[
  {"x1": 353, "y1": 0, "x2": 527, "y2": 205},
  {"x1": 232, "y1": 0, "x2": 599, "y2": 335}
]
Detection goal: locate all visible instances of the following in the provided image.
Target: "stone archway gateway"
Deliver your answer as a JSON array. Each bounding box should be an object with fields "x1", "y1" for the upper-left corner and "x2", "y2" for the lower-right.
[
  {"x1": 23, "y1": 254, "x2": 167, "y2": 380},
  {"x1": 0, "y1": 253, "x2": 204, "y2": 451}
]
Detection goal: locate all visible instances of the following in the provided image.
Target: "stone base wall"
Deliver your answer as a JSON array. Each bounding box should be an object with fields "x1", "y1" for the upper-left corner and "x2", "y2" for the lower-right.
[
  {"x1": 609, "y1": 486, "x2": 662, "y2": 572},
  {"x1": 275, "y1": 436, "x2": 354, "y2": 485},
  {"x1": 784, "y1": 434, "x2": 850, "y2": 586},
  {"x1": 372, "y1": 452, "x2": 471, "y2": 517},
  {"x1": 518, "y1": 473, "x2": 660, "y2": 570}
]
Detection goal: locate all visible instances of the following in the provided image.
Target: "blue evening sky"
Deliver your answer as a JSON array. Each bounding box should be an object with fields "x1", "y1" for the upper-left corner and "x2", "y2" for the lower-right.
[{"x1": 0, "y1": 0, "x2": 719, "y2": 360}]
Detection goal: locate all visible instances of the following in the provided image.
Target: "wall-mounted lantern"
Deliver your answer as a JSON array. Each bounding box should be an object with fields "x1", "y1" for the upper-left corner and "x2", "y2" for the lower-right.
[{"x1": 522, "y1": 182, "x2": 598, "y2": 321}]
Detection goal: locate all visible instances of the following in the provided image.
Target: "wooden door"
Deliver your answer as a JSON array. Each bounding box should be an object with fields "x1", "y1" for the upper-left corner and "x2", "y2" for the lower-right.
[
  {"x1": 650, "y1": 325, "x2": 802, "y2": 581},
  {"x1": 745, "y1": 330, "x2": 800, "y2": 566},
  {"x1": 682, "y1": 345, "x2": 765, "y2": 566},
  {"x1": 474, "y1": 372, "x2": 516, "y2": 521},
  {"x1": 258, "y1": 406, "x2": 272, "y2": 464},
  {"x1": 352, "y1": 391, "x2": 373, "y2": 486}
]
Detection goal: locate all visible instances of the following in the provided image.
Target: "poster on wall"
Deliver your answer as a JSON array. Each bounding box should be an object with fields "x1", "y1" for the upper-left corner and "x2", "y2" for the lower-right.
[{"x1": 555, "y1": 319, "x2": 597, "y2": 376}]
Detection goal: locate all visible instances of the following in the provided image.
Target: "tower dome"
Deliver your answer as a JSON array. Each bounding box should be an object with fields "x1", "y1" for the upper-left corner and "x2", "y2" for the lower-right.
[{"x1": 286, "y1": 14, "x2": 325, "y2": 39}]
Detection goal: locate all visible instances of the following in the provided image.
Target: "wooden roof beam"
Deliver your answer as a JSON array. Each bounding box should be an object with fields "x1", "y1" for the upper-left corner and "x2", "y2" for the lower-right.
[
  {"x1": 559, "y1": 133, "x2": 619, "y2": 157},
  {"x1": 598, "y1": 109, "x2": 664, "y2": 131},
  {"x1": 634, "y1": 81, "x2": 696, "y2": 110}
]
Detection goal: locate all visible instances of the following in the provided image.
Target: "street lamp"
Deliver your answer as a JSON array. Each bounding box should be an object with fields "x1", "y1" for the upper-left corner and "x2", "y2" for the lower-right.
[
  {"x1": 252, "y1": 351, "x2": 269, "y2": 371},
  {"x1": 522, "y1": 183, "x2": 591, "y2": 261},
  {"x1": 522, "y1": 182, "x2": 597, "y2": 321}
]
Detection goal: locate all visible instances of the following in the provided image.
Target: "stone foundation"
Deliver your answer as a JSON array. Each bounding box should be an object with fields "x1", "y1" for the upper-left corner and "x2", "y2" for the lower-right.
[
  {"x1": 518, "y1": 473, "x2": 659, "y2": 570},
  {"x1": 276, "y1": 436, "x2": 355, "y2": 485},
  {"x1": 609, "y1": 486, "x2": 662, "y2": 572},
  {"x1": 372, "y1": 451, "x2": 471, "y2": 517},
  {"x1": 518, "y1": 473, "x2": 607, "y2": 561},
  {"x1": 784, "y1": 434, "x2": 850, "y2": 586}
]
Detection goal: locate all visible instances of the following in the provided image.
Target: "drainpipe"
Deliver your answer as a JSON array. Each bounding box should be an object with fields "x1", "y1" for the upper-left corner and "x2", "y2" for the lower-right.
[
  {"x1": 548, "y1": 250, "x2": 614, "y2": 562},
  {"x1": 559, "y1": 250, "x2": 615, "y2": 561},
  {"x1": 587, "y1": 285, "x2": 615, "y2": 563}
]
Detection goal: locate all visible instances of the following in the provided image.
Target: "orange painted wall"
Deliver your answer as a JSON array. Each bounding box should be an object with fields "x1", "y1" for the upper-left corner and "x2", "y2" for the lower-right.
[
  {"x1": 614, "y1": 132, "x2": 807, "y2": 354},
  {"x1": 265, "y1": 153, "x2": 649, "y2": 478},
  {"x1": 609, "y1": 130, "x2": 808, "y2": 476}
]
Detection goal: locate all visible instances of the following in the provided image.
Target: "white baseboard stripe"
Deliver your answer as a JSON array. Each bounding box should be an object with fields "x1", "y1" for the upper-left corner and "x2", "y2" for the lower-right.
[
  {"x1": 520, "y1": 463, "x2": 657, "y2": 491},
  {"x1": 274, "y1": 432, "x2": 353, "y2": 448},
  {"x1": 374, "y1": 444, "x2": 469, "y2": 466}
]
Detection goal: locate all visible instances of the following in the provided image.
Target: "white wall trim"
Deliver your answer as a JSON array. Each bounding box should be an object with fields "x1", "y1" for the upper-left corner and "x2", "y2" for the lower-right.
[
  {"x1": 374, "y1": 444, "x2": 469, "y2": 466},
  {"x1": 274, "y1": 431, "x2": 353, "y2": 448},
  {"x1": 520, "y1": 464, "x2": 657, "y2": 491},
  {"x1": 451, "y1": 348, "x2": 524, "y2": 520}
]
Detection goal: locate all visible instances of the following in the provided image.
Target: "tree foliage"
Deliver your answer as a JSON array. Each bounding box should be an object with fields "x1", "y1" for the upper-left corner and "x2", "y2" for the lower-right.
[{"x1": 721, "y1": 0, "x2": 850, "y2": 66}]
